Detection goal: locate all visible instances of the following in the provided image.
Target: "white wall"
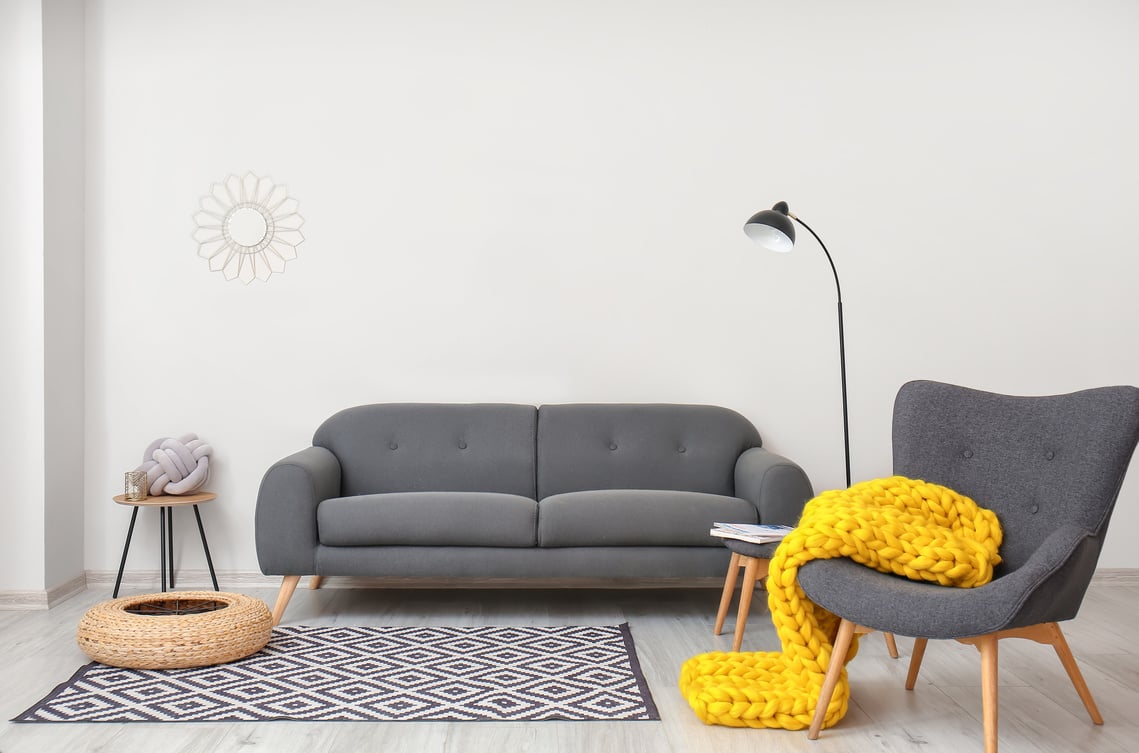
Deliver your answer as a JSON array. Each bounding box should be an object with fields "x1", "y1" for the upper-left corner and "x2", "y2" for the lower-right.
[
  {"x1": 83, "y1": 0, "x2": 1139, "y2": 575},
  {"x1": 0, "y1": 0, "x2": 47, "y2": 592},
  {"x1": 42, "y1": 0, "x2": 87, "y2": 592}
]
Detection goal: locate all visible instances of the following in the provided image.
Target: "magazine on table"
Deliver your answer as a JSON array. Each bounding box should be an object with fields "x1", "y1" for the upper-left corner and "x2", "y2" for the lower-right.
[{"x1": 710, "y1": 522, "x2": 794, "y2": 544}]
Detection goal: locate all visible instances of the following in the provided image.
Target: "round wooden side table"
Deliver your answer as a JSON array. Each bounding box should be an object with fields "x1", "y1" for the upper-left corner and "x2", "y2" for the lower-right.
[{"x1": 112, "y1": 491, "x2": 220, "y2": 598}]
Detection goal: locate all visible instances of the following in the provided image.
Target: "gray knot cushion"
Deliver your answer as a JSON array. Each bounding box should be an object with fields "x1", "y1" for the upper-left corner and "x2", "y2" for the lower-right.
[{"x1": 135, "y1": 433, "x2": 212, "y2": 495}]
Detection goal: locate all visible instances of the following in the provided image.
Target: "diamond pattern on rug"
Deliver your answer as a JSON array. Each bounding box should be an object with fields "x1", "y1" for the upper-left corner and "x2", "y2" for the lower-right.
[{"x1": 13, "y1": 624, "x2": 659, "y2": 723}]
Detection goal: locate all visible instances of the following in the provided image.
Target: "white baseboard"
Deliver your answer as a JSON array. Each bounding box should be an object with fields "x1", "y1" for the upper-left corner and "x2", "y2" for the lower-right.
[
  {"x1": 51, "y1": 567, "x2": 1139, "y2": 591},
  {"x1": 49, "y1": 572, "x2": 89, "y2": 606},
  {"x1": 83, "y1": 569, "x2": 280, "y2": 592},
  {"x1": 84, "y1": 570, "x2": 727, "y2": 591},
  {"x1": 0, "y1": 572, "x2": 88, "y2": 610},
  {"x1": 0, "y1": 590, "x2": 51, "y2": 610},
  {"x1": 1090, "y1": 568, "x2": 1139, "y2": 585},
  {"x1": 94, "y1": 567, "x2": 1137, "y2": 589},
  {"x1": 6, "y1": 567, "x2": 1137, "y2": 610},
  {"x1": 308, "y1": 576, "x2": 729, "y2": 589}
]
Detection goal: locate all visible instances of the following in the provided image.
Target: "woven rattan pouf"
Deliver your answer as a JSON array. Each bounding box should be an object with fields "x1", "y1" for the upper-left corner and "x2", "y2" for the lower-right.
[{"x1": 77, "y1": 591, "x2": 273, "y2": 669}]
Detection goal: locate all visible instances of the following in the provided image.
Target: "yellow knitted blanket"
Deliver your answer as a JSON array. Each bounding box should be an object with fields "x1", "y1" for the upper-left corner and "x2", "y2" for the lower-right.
[{"x1": 679, "y1": 475, "x2": 1003, "y2": 730}]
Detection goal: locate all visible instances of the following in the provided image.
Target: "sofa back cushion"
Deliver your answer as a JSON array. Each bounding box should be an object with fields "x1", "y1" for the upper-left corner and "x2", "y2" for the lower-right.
[
  {"x1": 314, "y1": 403, "x2": 537, "y2": 498},
  {"x1": 536, "y1": 404, "x2": 761, "y2": 499}
]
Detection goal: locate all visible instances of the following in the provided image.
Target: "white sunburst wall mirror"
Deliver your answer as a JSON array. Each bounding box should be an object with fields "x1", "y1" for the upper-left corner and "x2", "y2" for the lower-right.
[{"x1": 192, "y1": 172, "x2": 305, "y2": 284}]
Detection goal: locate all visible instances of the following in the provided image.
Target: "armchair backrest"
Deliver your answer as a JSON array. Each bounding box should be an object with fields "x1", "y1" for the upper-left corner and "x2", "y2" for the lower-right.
[{"x1": 892, "y1": 380, "x2": 1139, "y2": 573}]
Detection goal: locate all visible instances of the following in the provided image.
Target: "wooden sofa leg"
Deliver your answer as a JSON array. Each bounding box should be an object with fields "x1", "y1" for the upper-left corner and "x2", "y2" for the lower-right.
[
  {"x1": 310, "y1": 575, "x2": 324, "y2": 590},
  {"x1": 271, "y1": 575, "x2": 301, "y2": 626}
]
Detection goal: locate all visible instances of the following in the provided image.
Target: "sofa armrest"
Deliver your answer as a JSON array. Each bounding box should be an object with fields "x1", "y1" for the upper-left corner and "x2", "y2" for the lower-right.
[
  {"x1": 255, "y1": 446, "x2": 341, "y2": 575},
  {"x1": 734, "y1": 447, "x2": 813, "y2": 526}
]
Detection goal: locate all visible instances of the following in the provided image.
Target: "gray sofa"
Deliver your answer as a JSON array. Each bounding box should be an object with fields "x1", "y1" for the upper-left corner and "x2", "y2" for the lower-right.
[{"x1": 255, "y1": 402, "x2": 813, "y2": 624}]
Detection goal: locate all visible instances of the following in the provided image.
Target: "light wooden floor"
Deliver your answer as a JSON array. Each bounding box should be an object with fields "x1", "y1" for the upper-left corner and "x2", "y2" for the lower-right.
[{"x1": 2, "y1": 580, "x2": 1137, "y2": 753}]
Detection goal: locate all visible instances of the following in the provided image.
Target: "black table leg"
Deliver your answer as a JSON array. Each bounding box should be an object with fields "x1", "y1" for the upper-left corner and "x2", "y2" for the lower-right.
[
  {"x1": 113, "y1": 506, "x2": 140, "y2": 599},
  {"x1": 159, "y1": 507, "x2": 167, "y2": 592},
  {"x1": 192, "y1": 504, "x2": 220, "y2": 591},
  {"x1": 167, "y1": 505, "x2": 175, "y2": 590}
]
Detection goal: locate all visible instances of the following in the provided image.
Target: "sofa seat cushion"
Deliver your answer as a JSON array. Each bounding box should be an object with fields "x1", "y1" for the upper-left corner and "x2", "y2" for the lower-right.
[
  {"x1": 537, "y1": 489, "x2": 757, "y2": 547},
  {"x1": 318, "y1": 492, "x2": 537, "y2": 547}
]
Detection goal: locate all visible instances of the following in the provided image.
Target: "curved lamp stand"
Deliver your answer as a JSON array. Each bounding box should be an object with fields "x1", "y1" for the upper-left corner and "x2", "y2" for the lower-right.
[{"x1": 745, "y1": 202, "x2": 851, "y2": 488}]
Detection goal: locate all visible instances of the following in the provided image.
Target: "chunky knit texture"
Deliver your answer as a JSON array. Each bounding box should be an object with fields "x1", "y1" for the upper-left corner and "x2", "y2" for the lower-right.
[{"x1": 679, "y1": 475, "x2": 1003, "y2": 730}]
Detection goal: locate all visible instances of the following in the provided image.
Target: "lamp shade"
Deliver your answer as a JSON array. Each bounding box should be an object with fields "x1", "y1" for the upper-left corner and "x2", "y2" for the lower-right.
[{"x1": 743, "y1": 201, "x2": 795, "y2": 253}]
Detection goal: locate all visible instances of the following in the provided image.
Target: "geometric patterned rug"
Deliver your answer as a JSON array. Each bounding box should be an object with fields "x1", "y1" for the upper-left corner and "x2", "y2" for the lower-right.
[{"x1": 13, "y1": 624, "x2": 659, "y2": 723}]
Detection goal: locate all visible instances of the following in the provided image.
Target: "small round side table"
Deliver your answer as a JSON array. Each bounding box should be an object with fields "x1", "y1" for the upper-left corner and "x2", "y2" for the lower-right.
[
  {"x1": 112, "y1": 491, "x2": 220, "y2": 598},
  {"x1": 713, "y1": 539, "x2": 778, "y2": 652},
  {"x1": 714, "y1": 537, "x2": 899, "y2": 658}
]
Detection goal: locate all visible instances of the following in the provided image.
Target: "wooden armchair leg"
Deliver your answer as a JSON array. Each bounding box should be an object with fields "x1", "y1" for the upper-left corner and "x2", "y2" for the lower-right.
[
  {"x1": 1044, "y1": 623, "x2": 1103, "y2": 725},
  {"x1": 808, "y1": 618, "x2": 857, "y2": 740},
  {"x1": 979, "y1": 622, "x2": 1103, "y2": 726},
  {"x1": 309, "y1": 575, "x2": 325, "y2": 590},
  {"x1": 884, "y1": 632, "x2": 900, "y2": 658},
  {"x1": 1020, "y1": 619, "x2": 1097, "y2": 724},
  {"x1": 978, "y1": 634, "x2": 999, "y2": 753},
  {"x1": 271, "y1": 575, "x2": 301, "y2": 626},
  {"x1": 906, "y1": 637, "x2": 929, "y2": 690},
  {"x1": 958, "y1": 633, "x2": 1000, "y2": 753}
]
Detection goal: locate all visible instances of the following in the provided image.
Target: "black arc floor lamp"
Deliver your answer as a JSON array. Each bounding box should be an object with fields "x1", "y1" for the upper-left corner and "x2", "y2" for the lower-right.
[{"x1": 744, "y1": 201, "x2": 851, "y2": 488}]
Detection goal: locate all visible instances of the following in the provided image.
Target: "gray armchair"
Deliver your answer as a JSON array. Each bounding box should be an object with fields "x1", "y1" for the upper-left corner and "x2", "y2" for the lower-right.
[{"x1": 798, "y1": 380, "x2": 1139, "y2": 753}]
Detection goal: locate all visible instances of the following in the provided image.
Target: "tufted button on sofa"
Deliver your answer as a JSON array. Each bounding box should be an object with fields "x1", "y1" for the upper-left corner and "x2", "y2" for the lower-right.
[{"x1": 255, "y1": 402, "x2": 813, "y2": 624}]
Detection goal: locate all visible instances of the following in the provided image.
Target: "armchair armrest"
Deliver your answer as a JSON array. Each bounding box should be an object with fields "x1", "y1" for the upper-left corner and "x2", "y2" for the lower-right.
[
  {"x1": 733, "y1": 447, "x2": 813, "y2": 526},
  {"x1": 254, "y1": 446, "x2": 341, "y2": 575},
  {"x1": 903, "y1": 523, "x2": 1096, "y2": 636},
  {"x1": 989, "y1": 523, "x2": 1098, "y2": 629}
]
